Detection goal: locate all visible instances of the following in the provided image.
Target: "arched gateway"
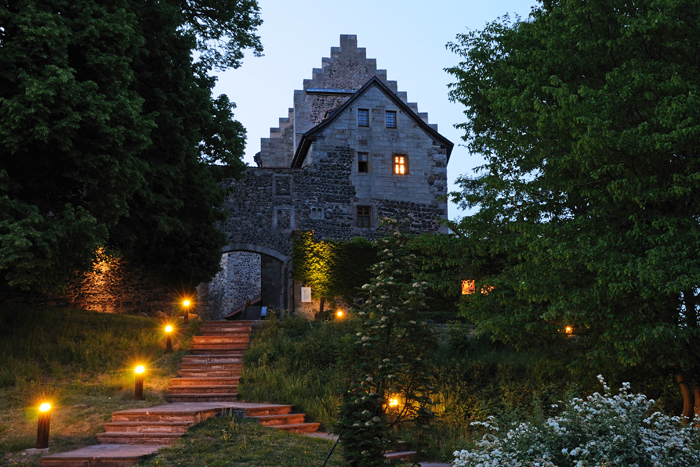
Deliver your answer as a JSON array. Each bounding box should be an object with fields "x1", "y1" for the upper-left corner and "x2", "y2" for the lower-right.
[{"x1": 202, "y1": 35, "x2": 452, "y2": 319}]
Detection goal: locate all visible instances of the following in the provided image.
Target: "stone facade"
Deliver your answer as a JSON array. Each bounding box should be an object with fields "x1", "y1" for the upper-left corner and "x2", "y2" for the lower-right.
[
  {"x1": 210, "y1": 35, "x2": 453, "y2": 316},
  {"x1": 205, "y1": 252, "x2": 262, "y2": 319}
]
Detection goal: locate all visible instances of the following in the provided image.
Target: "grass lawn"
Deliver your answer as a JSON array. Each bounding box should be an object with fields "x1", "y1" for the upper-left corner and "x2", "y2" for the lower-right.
[
  {"x1": 140, "y1": 416, "x2": 348, "y2": 467},
  {"x1": 0, "y1": 305, "x2": 193, "y2": 466}
]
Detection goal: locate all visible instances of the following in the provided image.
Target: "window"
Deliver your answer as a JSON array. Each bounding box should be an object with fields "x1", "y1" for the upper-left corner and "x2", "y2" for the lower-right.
[
  {"x1": 386, "y1": 110, "x2": 397, "y2": 128},
  {"x1": 358, "y1": 109, "x2": 369, "y2": 127},
  {"x1": 356, "y1": 206, "x2": 371, "y2": 228},
  {"x1": 358, "y1": 152, "x2": 369, "y2": 173},
  {"x1": 310, "y1": 207, "x2": 324, "y2": 219},
  {"x1": 393, "y1": 155, "x2": 408, "y2": 175}
]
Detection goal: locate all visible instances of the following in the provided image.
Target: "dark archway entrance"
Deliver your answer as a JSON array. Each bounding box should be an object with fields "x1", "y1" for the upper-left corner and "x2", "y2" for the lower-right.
[{"x1": 199, "y1": 243, "x2": 290, "y2": 319}]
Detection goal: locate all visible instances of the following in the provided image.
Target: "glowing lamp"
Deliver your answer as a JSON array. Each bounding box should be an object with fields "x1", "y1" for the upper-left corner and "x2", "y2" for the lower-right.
[
  {"x1": 336, "y1": 310, "x2": 344, "y2": 318},
  {"x1": 388, "y1": 398, "x2": 400, "y2": 408},
  {"x1": 134, "y1": 365, "x2": 145, "y2": 400},
  {"x1": 183, "y1": 300, "x2": 190, "y2": 307},
  {"x1": 565, "y1": 326, "x2": 573, "y2": 334},
  {"x1": 36, "y1": 402, "x2": 51, "y2": 449},
  {"x1": 165, "y1": 325, "x2": 173, "y2": 333}
]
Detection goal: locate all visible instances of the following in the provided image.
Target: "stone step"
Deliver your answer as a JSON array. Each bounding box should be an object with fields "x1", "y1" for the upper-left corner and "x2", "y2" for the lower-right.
[
  {"x1": 192, "y1": 336, "x2": 250, "y2": 344},
  {"x1": 111, "y1": 406, "x2": 222, "y2": 423},
  {"x1": 177, "y1": 369, "x2": 241, "y2": 378},
  {"x1": 200, "y1": 322, "x2": 255, "y2": 330},
  {"x1": 41, "y1": 444, "x2": 160, "y2": 466},
  {"x1": 190, "y1": 347, "x2": 247, "y2": 358},
  {"x1": 233, "y1": 404, "x2": 293, "y2": 417},
  {"x1": 181, "y1": 354, "x2": 244, "y2": 361},
  {"x1": 179, "y1": 361, "x2": 243, "y2": 369},
  {"x1": 191, "y1": 342, "x2": 248, "y2": 349},
  {"x1": 271, "y1": 422, "x2": 321, "y2": 434},
  {"x1": 96, "y1": 432, "x2": 182, "y2": 446},
  {"x1": 168, "y1": 393, "x2": 238, "y2": 403},
  {"x1": 170, "y1": 377, "x2": 239, "y2": 386},
  {"x1": 103, "y1": 421, "x2": 191, "y2": 434},
  {"x1": 198, "y1": 327, "x2": 251, "y2": 333},
  {"x1": 168, "y1": 385, "x2": 238, "y2": 394},
  {"x1": 250, "y1": 413, "x2": 306, "y2": 426},
  {"x1": 384, "y1": 451, "x2": 417, "y2": 461}
]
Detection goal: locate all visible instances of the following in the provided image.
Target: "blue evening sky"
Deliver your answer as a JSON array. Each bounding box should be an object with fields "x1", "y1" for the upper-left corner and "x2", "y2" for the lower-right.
[{"x1": 214, "y1": 0, "x2": 539, "y2": 220}]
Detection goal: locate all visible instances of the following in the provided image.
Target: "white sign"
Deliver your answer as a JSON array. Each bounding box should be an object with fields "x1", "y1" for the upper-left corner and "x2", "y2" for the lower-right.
[{"x1": 301, "y1": 287, "x2": 312, "y2": 303}]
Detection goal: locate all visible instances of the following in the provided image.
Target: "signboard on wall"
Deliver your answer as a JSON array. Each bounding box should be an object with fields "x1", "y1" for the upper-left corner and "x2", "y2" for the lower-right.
[{"x1": 301, "y1": 287, "x2": 312, "y2": 303}]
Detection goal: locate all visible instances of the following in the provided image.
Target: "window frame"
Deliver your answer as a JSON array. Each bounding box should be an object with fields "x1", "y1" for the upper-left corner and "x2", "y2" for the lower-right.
[
  {"x1": 358, "y1": 109, "x2": 369, "y2": 127},
  {"x1": 356, "y1": 205, "x2": 372, "y2": 228},
  {"x1": 357, "y1": 152, "x2": 369, "y2": 173},
  {"x1": 393, "y1": 154, "x2": 408, "y2": 175},
  {"x1": 386, "y1": 110, "x2": 397, "y2": 129}
]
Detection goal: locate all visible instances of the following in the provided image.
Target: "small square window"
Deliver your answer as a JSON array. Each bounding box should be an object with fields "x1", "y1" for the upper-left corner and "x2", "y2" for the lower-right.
[
  {"x1": 358, "y1": 152, "x2": 369, "y2": 173},
  {"x1": 394, "y1": 155, "x2": 408, "y2": 175},
  {"x1": 358, "y1": 109, "x2": 369, "y2": 127},
  {"x1": 356, "y1": 206, "x2": 371, "y2": 228},
  {"x1": 386, "y1": 111, "x2": 397, "y2": 128}
]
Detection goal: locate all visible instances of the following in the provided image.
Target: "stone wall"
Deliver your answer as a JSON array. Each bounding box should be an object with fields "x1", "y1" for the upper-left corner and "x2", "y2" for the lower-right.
[
  {"x1": 9, "y1": 257, "x2": 177, "y2": 315},
  {"x1": 205, "y1": 252, "x2": 262, "y2": 319}
]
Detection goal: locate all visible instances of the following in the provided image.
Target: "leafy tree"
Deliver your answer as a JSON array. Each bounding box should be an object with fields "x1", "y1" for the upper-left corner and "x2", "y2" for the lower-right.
[
  {"x1": 336, "y1": 220, "x2": 436, "y2": 466},
  {"x1": 446, "y1": 0, "x2": 700, "y2": 414},
  {"x1": 0, "y1": 0, "x2": 262, "y2": 292}
]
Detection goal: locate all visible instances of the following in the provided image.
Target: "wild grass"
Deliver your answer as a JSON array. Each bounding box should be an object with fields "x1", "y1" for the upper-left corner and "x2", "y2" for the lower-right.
[
  {"x1": 0, "y1": 305, "x2": 197, "y2": 466},
  {"x1": 139, "y1": 415, "x2": 354, "y2": 467},
  {"x1": 238, "y1": 316, "x2": 354, "y2": 429}
]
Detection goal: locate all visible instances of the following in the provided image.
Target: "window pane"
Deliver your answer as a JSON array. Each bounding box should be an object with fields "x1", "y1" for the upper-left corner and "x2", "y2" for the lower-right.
[
  {"x1": 358, "y1": 109, "x2": 369, "y2": 127},
  {"x1": 358, "y1": 153, "x2": 368, "y2": 173},
  {"x1": 386, "y1": 111, "x2": 397, "y2": 128},
  {"x1": 393, "y1": 155, "x2": 407, "y2": 175}
]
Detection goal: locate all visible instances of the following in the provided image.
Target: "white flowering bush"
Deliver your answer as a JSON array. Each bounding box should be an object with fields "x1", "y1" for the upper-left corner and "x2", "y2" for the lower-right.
[{"x1": 453, "y1": 376, "x2": 700, "y2": 467}]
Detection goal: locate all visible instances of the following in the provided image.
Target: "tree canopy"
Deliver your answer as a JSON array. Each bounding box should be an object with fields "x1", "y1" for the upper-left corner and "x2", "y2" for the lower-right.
[
  {"x1": 445, "y1": 0, "x2": 700, "y2": 395},
  {"x1": 0, "y1": 0, "x2": 262, "y2": 292}
]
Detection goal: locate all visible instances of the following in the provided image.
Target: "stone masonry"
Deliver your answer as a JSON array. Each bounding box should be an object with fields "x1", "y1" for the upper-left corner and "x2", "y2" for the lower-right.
[{"x1": 207, "y1": 35, "x2": 453, "y2": 316}]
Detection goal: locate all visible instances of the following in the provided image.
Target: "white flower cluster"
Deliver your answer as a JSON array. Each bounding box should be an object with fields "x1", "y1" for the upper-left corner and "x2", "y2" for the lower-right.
[{"x1": 453, "y1": 377, "x2": 700, "y2": 467}]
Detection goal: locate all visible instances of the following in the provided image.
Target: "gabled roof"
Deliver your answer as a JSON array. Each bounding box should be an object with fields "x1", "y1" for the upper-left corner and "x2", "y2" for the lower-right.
[{"x1": 291, "y1": 76, "x2": 454, "y2": 168}]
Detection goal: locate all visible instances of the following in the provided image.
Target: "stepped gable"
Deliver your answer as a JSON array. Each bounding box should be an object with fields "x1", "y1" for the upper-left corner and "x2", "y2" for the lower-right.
[{"x1": 256, "y1": 34, "x2": 436, "y2": 168}]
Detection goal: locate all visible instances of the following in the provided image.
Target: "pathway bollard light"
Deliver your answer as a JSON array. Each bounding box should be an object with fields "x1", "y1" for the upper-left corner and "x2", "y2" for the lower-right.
[
  {"x1": 183, "y1": 299, "x2": 191, "y2": 324},
  {"x1": 165, "y1": 325, "x2": 173, "y2": 353},
  {"x1": 134, "y1": 365, "x2": 145, "y2": 401},
  {"x1": 36, "y1": 403, "x2": 51, "y2": 449}
]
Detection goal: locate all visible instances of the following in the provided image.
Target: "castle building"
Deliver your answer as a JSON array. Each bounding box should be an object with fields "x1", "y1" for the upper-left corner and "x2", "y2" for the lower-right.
[{"x1": 204, "y1": 35, "x2": 453, "y2": 318}]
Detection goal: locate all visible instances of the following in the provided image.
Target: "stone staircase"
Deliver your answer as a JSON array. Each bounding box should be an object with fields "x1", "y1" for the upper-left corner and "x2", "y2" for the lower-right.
[
  {"x1": 166, "y1": 320, "x2": 252, "y2": 403},
  {"x1": 41, "y1": 320, "x2": 322, "y2": 466}
]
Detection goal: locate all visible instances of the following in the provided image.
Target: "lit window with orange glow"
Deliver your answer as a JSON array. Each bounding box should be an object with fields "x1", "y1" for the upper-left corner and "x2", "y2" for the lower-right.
[
  {"x1": 565, "y1": 326, "x2": 573, "y2": 334},
  {"x1": 393, "y1": 155, "x2": 407, "y2": 175},
  {"x1": 461, "y1": 280, "x2": 475, "y2": 295}
]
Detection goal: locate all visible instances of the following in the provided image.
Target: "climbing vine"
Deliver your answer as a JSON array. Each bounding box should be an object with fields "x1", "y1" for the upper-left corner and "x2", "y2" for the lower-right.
[
  {"x1": 291, "y1": 233, "x2": 378, "y2": 303},
  {"x1": 335, "y1": 219, "x2": 436, "y2": 466}
]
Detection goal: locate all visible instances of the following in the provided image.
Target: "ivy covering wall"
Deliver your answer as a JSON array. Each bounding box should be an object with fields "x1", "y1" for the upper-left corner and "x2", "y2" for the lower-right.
[{"x1": 291, "y1": 232, "x2": 378, "y2": 303}]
